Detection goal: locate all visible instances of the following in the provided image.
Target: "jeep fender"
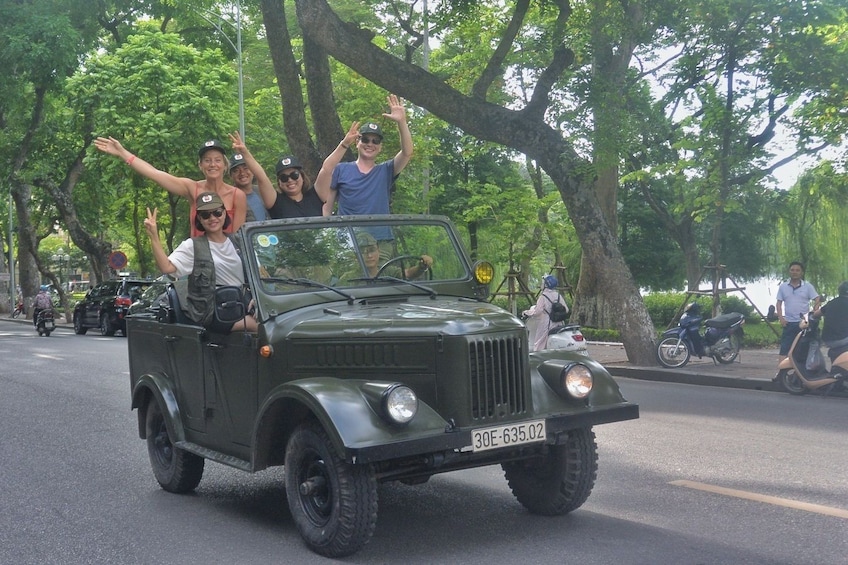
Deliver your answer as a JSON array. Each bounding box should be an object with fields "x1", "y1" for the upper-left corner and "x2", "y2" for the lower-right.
[
  {"x1": 252, "y1": 377, "x2": 451, "y2": 467},
  {"x1": 131, "y1": 373, "x2": 185, "y2": 443}
]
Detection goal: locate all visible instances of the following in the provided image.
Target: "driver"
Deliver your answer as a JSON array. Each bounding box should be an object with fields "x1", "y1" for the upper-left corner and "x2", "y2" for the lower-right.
[
  {"x1": 813, "y1": 281, "x2": 848, "y2": 362},
  {"x1": 341, "y1": 232, "x2": 432, "y2": 282}
]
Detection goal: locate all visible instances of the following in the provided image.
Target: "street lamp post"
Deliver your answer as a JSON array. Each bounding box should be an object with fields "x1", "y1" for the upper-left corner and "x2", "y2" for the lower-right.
[
  {"x1": 196, "y1": 0, "x2": 244, "y2": 139},
  {"x1": 51, "y1": 249, "x2": 70, "y2": 290}
]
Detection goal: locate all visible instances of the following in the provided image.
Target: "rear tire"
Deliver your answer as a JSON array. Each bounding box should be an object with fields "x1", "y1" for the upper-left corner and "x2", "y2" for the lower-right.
[
  {"x1": 503, "y1": 427, "x2": 598, "y2": 515},
  {"x1": 778, "y1": 368, "x2": 807, "y2": 395},
  {"x1": 657, "y1": 337, "x2": 691, "y2": 368},
  {"x1": 145, "y1": 398, "x2": 204, "y2": 493},
  {"x1": 714, "y1": 333, "x2": 741, "y2": 364},
  {"x1": 100, "y1": 313, "x2": 115, "y2": 336}
]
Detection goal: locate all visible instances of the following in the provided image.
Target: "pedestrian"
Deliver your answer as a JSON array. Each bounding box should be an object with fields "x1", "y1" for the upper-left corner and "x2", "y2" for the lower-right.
[
  {"x1": 94, "y1": 136, "x2": 247, "y2": 237},
  {"x1": 775, "y1": 261, "x2": 820, "y2": 363},
  {"x1": 522, "y1": 275, "x2": 569, "y2": 352},
  {"x1": 228, "y1": 152, "x2": 269, "y2": 222},
  {"x1": 315, "y1": 94, "x2": 413, "y2": 231},
  {"x1": 143, "y1": 192, "x2": 257, "y2": 333}
]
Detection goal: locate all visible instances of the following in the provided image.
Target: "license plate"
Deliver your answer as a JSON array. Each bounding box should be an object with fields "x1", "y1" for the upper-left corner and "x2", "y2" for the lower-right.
[{"x1": 471, "y1": 419, "x2": 546, "y2": 452}]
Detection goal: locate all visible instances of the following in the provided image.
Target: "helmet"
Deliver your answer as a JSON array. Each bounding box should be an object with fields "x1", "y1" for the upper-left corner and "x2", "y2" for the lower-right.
[
  {"x1": 839, "y1": 281, "x2": 848, "y2": 297},
  {"x1": 543, "y1": 275, "x2": 558, "y2": 289},
  {"x1": 684, "y1": 302, "x2": 701, "y2": 315},
  {"x1": 40, "y1": 285, "x2": 49, "y2": 292}
]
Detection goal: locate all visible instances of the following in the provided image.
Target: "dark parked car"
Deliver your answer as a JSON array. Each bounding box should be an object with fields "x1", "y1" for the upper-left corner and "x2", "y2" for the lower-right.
[
  {"x1": 73, "y1": 278, "x2": 155, "y2": 336},
  {"x1": 127, "y1": 279, "x2": 170, "y2": 317},
  {"x1": 127, "y1": 215, "x2": 639, "y2": 557}
]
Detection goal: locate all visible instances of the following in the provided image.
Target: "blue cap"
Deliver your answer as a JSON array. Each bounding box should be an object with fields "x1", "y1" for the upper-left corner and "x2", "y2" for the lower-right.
[{"x1": 543, "y1": 275, "x2": 558, "y2": 289}]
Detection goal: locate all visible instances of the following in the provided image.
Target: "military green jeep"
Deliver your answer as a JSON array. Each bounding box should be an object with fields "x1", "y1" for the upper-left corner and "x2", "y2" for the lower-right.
[{"x1": 127, "y1": 214, "x2": 638, "y2": 558}]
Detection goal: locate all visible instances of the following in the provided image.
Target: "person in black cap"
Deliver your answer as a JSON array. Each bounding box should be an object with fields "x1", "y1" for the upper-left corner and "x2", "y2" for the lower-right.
[
  {"x1": 228, "y1": 151, "x2": 268, "y2": 222},
  {"x1": 314, "y1": 94, "x2": 413, "y2": 223},
  {"x1": 94, "y1": 136, "x2": 247, "y2": 237}
]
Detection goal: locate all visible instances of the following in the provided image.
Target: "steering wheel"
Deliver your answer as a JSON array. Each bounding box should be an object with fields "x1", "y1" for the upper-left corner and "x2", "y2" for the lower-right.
[{"x1": 376, "y1": 255, "x2": 433, "y2": 280}]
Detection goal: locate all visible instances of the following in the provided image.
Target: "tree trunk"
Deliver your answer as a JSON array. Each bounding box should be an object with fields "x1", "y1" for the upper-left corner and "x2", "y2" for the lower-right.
[{"x1": 289, "y1": 0, "x2": 657, "y2": 364}]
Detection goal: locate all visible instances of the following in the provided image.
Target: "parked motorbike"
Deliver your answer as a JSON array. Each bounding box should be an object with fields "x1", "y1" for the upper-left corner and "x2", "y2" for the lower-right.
[
  {"x1": 546, "y1": 324, "x2": 589, "y2": 355},
  {"x1": 775, "y1": 313, "x2": 848, "y2": 395},
  {"x1": 35, "y1": 308, "x2": 56, "y2": 337},
  {"x1": 656, "y1": 303, "x2": 745, "y2": 368},
  {"x1": 12, "y1": 300, "x2": 24, "y2": 318}
]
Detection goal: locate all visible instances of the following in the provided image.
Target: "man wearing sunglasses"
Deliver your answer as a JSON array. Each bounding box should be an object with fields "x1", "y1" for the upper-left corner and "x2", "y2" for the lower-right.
[{"x1": 315, "y1": 94, "x2": 414, "y2": 224}]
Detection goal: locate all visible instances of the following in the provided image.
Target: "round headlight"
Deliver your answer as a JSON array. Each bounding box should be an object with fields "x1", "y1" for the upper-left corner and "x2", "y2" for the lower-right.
[
  {"x1": 563, "y1": 364, "x2": 593, "y2": 398},
  {"x1": 383, "y1": 385, "x2": 418, "y2": 425},
  {"x1": 474, "y1": 261, "x2": 495, "y2": 284}
]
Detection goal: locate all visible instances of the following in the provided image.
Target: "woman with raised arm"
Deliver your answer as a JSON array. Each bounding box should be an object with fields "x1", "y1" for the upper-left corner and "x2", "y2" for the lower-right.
[{"x1": 95, "y1": 136, "x2": 247, "y2": 237}]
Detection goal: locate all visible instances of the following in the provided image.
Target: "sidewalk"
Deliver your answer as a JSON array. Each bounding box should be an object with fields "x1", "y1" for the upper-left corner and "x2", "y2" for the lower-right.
[{"x1": 587, "y1": 341, "x2": 784, "y2": 392}]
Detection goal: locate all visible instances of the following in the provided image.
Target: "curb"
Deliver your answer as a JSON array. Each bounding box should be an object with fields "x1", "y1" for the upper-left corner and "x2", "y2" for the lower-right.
[{"x1": 606, "y1": 366, "x2": 782, "y2": 392}]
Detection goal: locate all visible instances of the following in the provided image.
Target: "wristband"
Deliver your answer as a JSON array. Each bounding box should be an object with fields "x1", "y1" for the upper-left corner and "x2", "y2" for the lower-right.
[
  {"x1": 341, "y1": 143, "x2": 350, "y2": 149},
  {"x1": 126, "y1": 155, "x2": 136, "y2": 166}
]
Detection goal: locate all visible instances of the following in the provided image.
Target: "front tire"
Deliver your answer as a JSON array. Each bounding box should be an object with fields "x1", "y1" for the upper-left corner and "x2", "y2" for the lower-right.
[
  {"x1": 657, "y1": 337, "x2": 691, "y2": 368},
  {"x1": 502, "y1": 427, "x2": 598, "y2": 515},
  {"x1": 777, "y1": 368, "x2": 807, "y2": 395},
  {"x1": 285, "y1": 422, "x2": 378, "y2": 558},
  {"x1": 73, "y1": 313, "x2": 87, "y2": 335},
  {"x1": 145, "y1": 397, "x2": 204, "y2": 493},
  {"x1": 100, "y1": 313, "x2": 115, "y2": 336}
]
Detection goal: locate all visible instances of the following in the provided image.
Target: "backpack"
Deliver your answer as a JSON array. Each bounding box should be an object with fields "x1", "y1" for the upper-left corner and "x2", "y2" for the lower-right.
[
  {"x1": 546, "y1": 295, "x2": 569, "y2": 323},
  {"x1": 35, "y1": 292, "x2": 52, "y2": 309}
]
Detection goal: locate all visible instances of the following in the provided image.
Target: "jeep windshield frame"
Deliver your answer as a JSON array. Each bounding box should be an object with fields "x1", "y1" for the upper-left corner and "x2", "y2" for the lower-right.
[{"x1": 239, "y1": 215, "x2": 479, "y2": 317}]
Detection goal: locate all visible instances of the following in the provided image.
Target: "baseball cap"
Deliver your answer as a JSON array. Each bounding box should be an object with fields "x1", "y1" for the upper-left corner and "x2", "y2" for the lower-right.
[
  {"x1": 198, "y1": 140, "x2": 227, "y2": 159},
  {"x1": 358, "y1": 122, "x2": 383, "y2": 138},
  {"x1": 229, "y1": 153, "x2": 246, "y2": 171},
  {"x1": 275, "y1": 155, "x2": 303, "y2": 176},
  {"x1": 196, "y1": 191, "x2": 225, "y2": 212}
]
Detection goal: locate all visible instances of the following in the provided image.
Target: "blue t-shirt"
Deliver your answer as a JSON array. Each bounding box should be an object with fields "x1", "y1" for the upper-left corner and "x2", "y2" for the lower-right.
[
  {"x1": 332, "y1": 160, "x2": 396, "y2": 240},
  {"x1": 244, "y1": 189, "x2": 268, "y2": 222}
]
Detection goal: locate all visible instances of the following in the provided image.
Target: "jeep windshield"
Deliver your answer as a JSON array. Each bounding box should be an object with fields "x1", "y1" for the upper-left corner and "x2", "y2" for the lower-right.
[{"x1": 244, "y1": 216, "x2": 472, "y2": 297}]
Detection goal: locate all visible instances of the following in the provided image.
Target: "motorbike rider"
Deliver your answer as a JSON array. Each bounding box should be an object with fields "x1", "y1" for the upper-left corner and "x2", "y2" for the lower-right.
[
  {"x1": 775, "y1": 261, "x2": 820, "y2": 363},
  {"x1": 812, "y1": 281, "x2": 848, "y2": 363},
  {"x1": 33, "y1": 285, "x2": 52, "y2": 327}
]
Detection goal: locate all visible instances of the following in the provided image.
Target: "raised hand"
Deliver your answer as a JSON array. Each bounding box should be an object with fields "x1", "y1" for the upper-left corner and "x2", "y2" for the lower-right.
[
  {"x1": 94, "y1": 136, "x2": 126, "y2": 157},
  {"x1": 143, "y1": 207, "x2": 159, "y2": 239},
  {"x1": 382, "y1": 94, "x2": 406, "y2": 124}
]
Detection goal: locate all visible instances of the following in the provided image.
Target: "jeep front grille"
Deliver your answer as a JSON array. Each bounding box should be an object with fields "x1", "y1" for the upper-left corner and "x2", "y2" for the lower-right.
[{"x1": 469, "y1": 336, "x2": 527, "y2": 420}]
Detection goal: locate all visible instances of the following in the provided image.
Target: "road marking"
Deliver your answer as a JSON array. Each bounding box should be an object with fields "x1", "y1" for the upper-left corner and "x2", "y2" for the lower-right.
[{"x1": 670, "y1": 479, "x2": 848, "y2": 519}]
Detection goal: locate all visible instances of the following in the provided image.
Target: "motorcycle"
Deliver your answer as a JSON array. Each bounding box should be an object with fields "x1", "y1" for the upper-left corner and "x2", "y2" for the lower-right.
[
  {"x1": 35, "y1": 308, "x2": 56, "y2": 337},
  {"x1": 546, "y1": 324, "x2": 589, "y2": 355},
  {"x1": 656, "y1": 303, "x2": 745, "y2": 368},
  {"x1": 775, "y1": 313, "x2": 848, "y2": 395}
]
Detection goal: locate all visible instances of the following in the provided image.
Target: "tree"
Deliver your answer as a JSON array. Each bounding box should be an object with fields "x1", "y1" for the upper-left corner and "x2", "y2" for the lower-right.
[{"x1": 282, "y1": 0, "x2": 657, "y2": 362}]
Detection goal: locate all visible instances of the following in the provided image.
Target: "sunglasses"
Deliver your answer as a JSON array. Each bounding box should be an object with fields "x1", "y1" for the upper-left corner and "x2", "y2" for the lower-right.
[
  {"x1": 360, "y1": 136, "x2": 382, "y2": 145},
  {"x1": 198, "y1": 208, "x2": 225, "y2": 220},
  {"x1": 278, "y1": 170, "x2": 301, "y2": 182}
]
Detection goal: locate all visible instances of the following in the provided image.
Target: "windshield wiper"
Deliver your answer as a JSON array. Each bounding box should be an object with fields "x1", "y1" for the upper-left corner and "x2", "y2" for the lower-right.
[
  {"x1": 369, "y1": 276, "x2": 438, "y2": 299},
  {"x1": 261, "y1": 277, "x2": 356, "y2": 304}
]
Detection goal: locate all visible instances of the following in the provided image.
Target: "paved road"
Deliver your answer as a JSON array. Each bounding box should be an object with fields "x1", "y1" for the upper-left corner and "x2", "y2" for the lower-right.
[{"x1": 3, "y1": 319, "x2": 847, "y2": 564}]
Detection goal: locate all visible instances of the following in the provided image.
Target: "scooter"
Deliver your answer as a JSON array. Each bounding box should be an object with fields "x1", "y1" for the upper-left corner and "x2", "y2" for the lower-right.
[
  {"x1": 656, "y1": 303, "x2": 745, "y2": 368},
  {"x1": 775, "y1": 314, "x2": 848, "y2": 395},
  {"x1": 547, "y1": 324, "x2": 589, "y2": 355},
  {"x1": 35, "y1": 309, "x2": 56, "y2": 337}
]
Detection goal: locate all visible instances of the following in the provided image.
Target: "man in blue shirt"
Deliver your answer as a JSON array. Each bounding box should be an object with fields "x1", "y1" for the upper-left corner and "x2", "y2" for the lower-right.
[
  {"x1": 315, "y1": 94, "x2": 413, "y2": 236},
  {"x1": 775, "y1": 261, "x2": 820, "y2": 362}
]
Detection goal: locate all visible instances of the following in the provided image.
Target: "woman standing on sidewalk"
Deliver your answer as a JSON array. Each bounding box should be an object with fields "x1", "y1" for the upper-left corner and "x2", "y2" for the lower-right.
[{"x1": 523, "y1": 275, "x2": 569, "y2": 352}]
